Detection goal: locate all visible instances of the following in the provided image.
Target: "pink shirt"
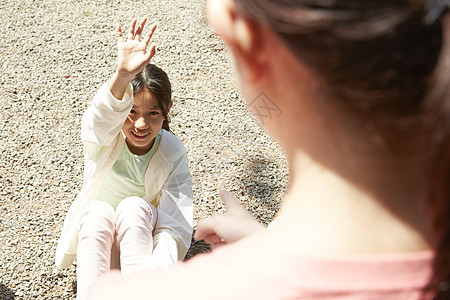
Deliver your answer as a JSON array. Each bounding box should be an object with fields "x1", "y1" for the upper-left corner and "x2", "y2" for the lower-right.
[{"x1": 91, "y1": 235, "x2": 434, "y2": 300}]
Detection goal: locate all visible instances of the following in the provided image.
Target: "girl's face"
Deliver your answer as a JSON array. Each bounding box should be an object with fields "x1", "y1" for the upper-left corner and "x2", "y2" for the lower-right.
[{"x1": 122, "y1": 88, "x2": 168, "y2": 155}]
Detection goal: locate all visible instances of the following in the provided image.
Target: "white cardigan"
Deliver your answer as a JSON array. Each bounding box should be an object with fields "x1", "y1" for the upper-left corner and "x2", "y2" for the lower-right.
[{"x1": 55, "y1": 83, "x2": 193, "y2": 269}]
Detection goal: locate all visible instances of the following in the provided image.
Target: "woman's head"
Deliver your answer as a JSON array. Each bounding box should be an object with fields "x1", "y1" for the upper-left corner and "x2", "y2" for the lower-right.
[
  {"x1": 208, "y1": 0, "x2": 450, "y2": 297},
  {"x1": 232, "y1": 1, "x2": 442, "y2": 120},
  {"x1": 121, "y1": 64, "x2": 172, "y2": 155}
]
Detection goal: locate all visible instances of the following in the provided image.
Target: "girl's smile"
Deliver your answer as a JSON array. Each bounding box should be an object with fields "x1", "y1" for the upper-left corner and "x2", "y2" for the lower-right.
[
  {"x1": 130, "y1": 130, "x2": 151, "y2": 138},
  {"x1": 122, "y1": 88, "x2": 167, "y2": 155}
]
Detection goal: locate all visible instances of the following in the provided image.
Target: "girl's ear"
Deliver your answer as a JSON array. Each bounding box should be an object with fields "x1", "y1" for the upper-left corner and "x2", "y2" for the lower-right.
[
  {"x1": 207, "y1": 0, "x2": 269, "y2": 85},
  {"x1": 167, "y1": 101, "x2": 173, "y2": 114}
]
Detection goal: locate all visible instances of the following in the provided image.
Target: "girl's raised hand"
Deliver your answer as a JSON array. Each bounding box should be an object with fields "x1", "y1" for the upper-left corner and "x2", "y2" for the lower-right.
[{"x1": 116, "y1": 17, "x2": 157, "y2": 80}]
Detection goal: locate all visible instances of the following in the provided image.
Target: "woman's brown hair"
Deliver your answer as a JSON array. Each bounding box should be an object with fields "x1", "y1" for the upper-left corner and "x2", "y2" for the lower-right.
[{"x1": 234, "y1": 0, "x2": 450, "y2": 298}]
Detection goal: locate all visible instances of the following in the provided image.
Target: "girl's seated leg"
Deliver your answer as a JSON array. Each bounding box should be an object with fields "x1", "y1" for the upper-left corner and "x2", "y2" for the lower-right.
[
  {"x1": 77, "y1": 201, "x2": 116, "y2": 300},
  {"x1": 115, "y1": 196, "x2": 157, "y2": 275}
]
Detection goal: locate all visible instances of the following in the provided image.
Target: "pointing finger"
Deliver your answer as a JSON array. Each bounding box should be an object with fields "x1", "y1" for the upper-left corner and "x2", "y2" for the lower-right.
[{"x1": 219, "y1": 190, "x2": 243, "y2": 211}]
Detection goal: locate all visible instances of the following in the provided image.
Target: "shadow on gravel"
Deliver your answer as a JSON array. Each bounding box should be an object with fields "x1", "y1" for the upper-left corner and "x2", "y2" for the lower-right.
[
  {"x1": 184, "y1": 233, "x2": 211, "y2": 261},
  {"x1": 241, "y1": 155, "x2": 284, "y2": 225},
  {"x1": 72, "y1": 280, "x2": 77, "y2": 296},
  {"x1": 0, "y1": 283, "x2": 15, "y2": 299}
]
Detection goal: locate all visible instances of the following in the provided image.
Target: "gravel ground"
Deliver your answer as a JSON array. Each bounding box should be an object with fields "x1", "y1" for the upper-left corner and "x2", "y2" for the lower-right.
[{"x1": 0, "y1": 0, "x2": 288, "y2": 298}]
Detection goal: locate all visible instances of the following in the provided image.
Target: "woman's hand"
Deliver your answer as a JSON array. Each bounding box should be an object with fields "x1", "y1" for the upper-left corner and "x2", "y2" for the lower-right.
[
  {"x1": 109, "y1": 17, "x2": 157, "y2": 100},
  {"x1": 194, "y1": 190, "x2": 265, "y2": 249}
]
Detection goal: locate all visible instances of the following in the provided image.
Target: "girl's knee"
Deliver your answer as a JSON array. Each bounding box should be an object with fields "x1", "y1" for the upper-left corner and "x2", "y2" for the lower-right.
[
  {"x1": 79, "y1": 201, "x2": 116, "y2": 236},
  {"x1": 82, "y1": 201, "x2": 114, "y2": 219},
  {"x1": 115, "y1": 197, "x2": 157, "y2": 226},
  {"x1": 81, "y1": 201, "x2": 115, "y2": 222},
  {"x1": 116, "y1": 196, "x2": 144, "y2": 211},
  {"x1": 117, "y1": 197, "x2": 156, "y2": 214}
]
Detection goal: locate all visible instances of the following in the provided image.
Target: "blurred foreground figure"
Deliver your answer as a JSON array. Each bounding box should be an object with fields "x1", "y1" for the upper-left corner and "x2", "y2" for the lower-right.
[{"x1": 91, "y1": 1, "x2": 450, "y2": 299}]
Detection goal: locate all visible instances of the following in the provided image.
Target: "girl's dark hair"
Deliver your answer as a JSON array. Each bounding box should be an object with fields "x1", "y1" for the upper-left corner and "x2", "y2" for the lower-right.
[
  {"x1": 131, "y1": 64, "x2": 172, "y2": 133},
  {"x1": 234, "y1": 0, "x2": 450, "y2": 298}
]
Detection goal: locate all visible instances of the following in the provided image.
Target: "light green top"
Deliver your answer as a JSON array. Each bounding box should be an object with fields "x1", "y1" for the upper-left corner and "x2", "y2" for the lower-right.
[{"x1": 95, "y1": 133, "x2": 161, "y2": 210}]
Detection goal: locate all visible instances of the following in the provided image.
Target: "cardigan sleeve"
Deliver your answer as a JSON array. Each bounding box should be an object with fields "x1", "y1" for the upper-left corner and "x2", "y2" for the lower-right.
[
  {"x1": 150, "y1": 153, "x2": 193, "y2": 267},
  {"x1": 81, "y1": 82, "x2": 133, "y2": 147}
]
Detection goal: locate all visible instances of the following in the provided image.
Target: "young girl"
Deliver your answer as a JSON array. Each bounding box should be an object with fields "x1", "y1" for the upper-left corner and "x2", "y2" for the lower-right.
[
  {"x1": 55, "y1": 18, "x2": 193, "y2": 299},
  {"x1": 92, "y1": 1, "x2": 449, "y2": 299}
]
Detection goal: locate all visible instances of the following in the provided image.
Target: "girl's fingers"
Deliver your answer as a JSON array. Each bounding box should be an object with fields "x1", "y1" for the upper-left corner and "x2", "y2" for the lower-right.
[
  {"x1": 116, "y1": 24, "x2": 124, "y2": 43},
  {"x1": 146, "y1": 44, "x2": 157, "y2": 60},
  {"x1": 141, "y1": 44, "x2": 156, "y2": 66},
  {"x1": 142, "y1": 23, "x2": 157, "y2": 46},
  {"x1": 119, "y1": 18, "x2": 155, "y2": 44},
  {"x1": 127, "y1": 18, "x2": 137, "y2": 40},
  {"x1": 135, "y1": 17, "x2": 147, "y2": 41}
]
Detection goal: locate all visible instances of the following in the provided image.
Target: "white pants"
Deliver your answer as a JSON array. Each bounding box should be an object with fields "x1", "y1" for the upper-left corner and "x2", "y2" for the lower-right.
[{"x1": 76, "y1": 197, "x2": 157, "y2": 300}]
